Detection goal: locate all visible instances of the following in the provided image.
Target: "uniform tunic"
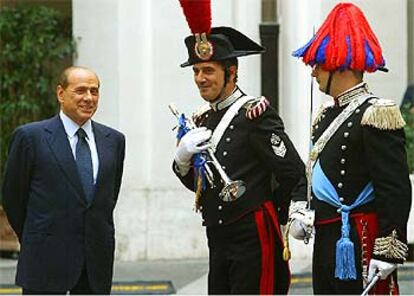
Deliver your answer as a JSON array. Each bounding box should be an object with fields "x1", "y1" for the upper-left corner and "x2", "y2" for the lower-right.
[
  {"x1": 174, "y1": 87, "x2": 305, "y2": 294},
  {"x1": 309, "y1": 83, "x2": 411, "y2": 294}
]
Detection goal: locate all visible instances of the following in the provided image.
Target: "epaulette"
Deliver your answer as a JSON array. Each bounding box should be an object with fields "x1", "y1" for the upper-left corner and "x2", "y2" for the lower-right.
[
  {"x1": 244, "y1": 96, "x2": 270, "y2": 120},
  {"x1": 361, "y1": 98, "x2": 406, "y2": 130},
  {"x1": 312, "y1": 100, "x2": 334, "y2": 128},
  {"x1": 192, "y1": 103, "x2": 211, "y2": 123}
]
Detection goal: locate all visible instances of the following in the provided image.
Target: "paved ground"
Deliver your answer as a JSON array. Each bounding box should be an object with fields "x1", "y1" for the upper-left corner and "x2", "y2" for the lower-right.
[{"x1": 1, "y1": 256, "x2": 413, "y2": 294}]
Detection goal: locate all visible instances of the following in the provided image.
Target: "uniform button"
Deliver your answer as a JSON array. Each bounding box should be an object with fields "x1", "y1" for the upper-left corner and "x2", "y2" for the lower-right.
[
  {"x1": 311, "y1": 135, "x2": 315, "y2": 140},
  {"x1": 315, "y1": 125, "x2": 319, "y2": 129},
  {"x1": 218, "y1": 205, "x2": 223, "y2": 210},
  {"x1": 226, "y1": 137, "x2": 231, "y2": 142},
  {"x1": 355, "y1": 109, "x2": 360, "y2": 114},
  {"x1": 341, "y1": 145, "x2": 347, "y2": 151},
  {"x1": 344, "y1": 132, "x2": 350, "y2": 138},
  {"x1": 339, "y1": 197, "x2": 345, "y2": 202},
  {"x1": 229, "y1": 125, "x2": 234, "y2": 130},
  {"x1": 347, "y1": 122, "x2": 353, "y2": 128},
  {"x1": 340, "y1": 158, "x2": 346, "y2": 164},
  {"x1": 322, "y1": 114, "x2": 326, "y2": 119},
  {"x1": 218, "y1": 219, "x2": 223, "y2": 224},
  {"x1": 222, "y1": 166, "x2": 226, "y2": 170},
  {"x1": 338, "y1": 182, "x2": 343, "y2": 189},
  {"x1": 337, "y1": 208, "x2": 342, "y2": 213},
  {"x1": 199, "y1": 206, "x2": 203, "y2": 210},
  {"x1": 223, "y1": 151, "x2": 228, "y2": 156},
  {"x1": 340, "y1": 170, "x2": 346, "y2": 176},
  {"x1": 205, "y1": 114, "x2": 209, "y2": 118}
]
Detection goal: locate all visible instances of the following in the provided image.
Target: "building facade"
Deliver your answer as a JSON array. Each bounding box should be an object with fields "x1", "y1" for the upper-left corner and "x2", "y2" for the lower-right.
[
  {"x1": 73, "y1": 0, "x2": 412, "y2": 261},
  {"x1": 1, "y1": 0, "x2": 412, "y2": 260}
]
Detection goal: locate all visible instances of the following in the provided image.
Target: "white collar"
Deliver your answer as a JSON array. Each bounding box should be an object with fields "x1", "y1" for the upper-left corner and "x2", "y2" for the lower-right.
[
  {"x1": 210, "y1": 87, "x2": 244, "y2": 111},
  {"x1": 59, "y1": 110, "x2": 93, "y2": 139}
]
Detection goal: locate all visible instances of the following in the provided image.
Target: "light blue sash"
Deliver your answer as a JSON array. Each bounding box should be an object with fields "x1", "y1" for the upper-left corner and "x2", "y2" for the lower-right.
[{"x1": 312, "y1": 160, "x2": 375, "y2": 280}]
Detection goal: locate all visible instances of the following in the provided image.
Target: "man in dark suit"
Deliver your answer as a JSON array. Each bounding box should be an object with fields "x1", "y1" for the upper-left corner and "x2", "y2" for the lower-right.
[{"x1": 2, "y1": 66, "x2": 126, "y2": 294}]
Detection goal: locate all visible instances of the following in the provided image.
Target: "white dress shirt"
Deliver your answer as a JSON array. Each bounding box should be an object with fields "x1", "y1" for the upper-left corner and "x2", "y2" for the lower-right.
[{"x1": 59, "y1": 111, "x2": 99, "y2": 184}]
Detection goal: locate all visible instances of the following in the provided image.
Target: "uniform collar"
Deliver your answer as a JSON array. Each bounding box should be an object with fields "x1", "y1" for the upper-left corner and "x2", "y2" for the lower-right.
[
  {"x1": 210, "y1": 86, "x2": 244, "y2": 111},
  {"x1": 334, "y1": 82, "x2": 371, "y2": 107},
  {"x1": 59, "y1": 110, "x2": 93, "y2": 139}
]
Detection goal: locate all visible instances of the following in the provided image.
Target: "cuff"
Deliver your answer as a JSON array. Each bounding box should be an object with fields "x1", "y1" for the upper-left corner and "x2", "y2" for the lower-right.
[
  {"x1": 373, "y1": 230, "x2": 408, "y2": 263},
  {"x1": 173, "y1": 161, "x2": 191, "y2": 177}
]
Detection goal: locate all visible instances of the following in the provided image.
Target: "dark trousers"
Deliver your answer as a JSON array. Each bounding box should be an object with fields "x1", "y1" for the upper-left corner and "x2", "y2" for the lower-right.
[
  {"x1": 23, "y1": 264, "x2": 99, "y2": 295},
  {"x1": 313, "y1": 214, "x2": 400, "y2": 295},
  {"x1": 207, "y1": 203, "x2": 290, "y2": 295},
  {"x1": 312, "y1": 220, "x2": 364, "y2": 294}
]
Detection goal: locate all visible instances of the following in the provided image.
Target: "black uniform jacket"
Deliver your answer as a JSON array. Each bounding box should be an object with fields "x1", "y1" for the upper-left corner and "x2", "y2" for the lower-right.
[
  {"x1": 310, "y1": 94, "x2": 411, "y2": 263},
  {"x1": 174, "y1": 95, "x2": 305, "y2": 227},
  {"x1": 2, "y1": 115, "x2": 125, "y2": 292}
]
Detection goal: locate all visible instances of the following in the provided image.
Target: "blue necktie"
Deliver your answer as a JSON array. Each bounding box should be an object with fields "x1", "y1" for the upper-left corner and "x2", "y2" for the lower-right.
[{"x1": 76, "y1": 128, "x2": 94, "y2": 203}]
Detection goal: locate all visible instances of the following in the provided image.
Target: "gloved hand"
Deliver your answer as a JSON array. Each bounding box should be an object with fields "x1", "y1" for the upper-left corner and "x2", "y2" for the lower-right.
[
  {"x1": 368, "y1": 258, "x2": 397, "y2": 282},
  {"x1": 288, "y1": 201, "x2": 315, "y2": 242},
  {"x1": 174, "y1": 127, "x2": 212, "y2": 175},
  {"x1": 290, "y1": 219, "x2": 307, "y2": 240}
]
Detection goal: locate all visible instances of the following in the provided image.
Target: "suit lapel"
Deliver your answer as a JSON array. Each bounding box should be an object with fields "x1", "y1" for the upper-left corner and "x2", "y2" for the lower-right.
[
  {"x1": 93, "y1": 122, "x2": 113, "y2": 196},
  {"x1": 45, "y1": 116, "x2": 87, "y2": 206}
]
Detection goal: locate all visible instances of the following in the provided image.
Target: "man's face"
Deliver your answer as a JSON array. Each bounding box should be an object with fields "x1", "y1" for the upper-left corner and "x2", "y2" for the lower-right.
[
  {"x1": 311, "y1": 64, "x2": 330, "y2": 93},
  {"x1": 57, "y1": 68, "x2": 99, "y2": 126},
  {"x1": 192, "y1": 61, "x2": 226, "y2": 102}
]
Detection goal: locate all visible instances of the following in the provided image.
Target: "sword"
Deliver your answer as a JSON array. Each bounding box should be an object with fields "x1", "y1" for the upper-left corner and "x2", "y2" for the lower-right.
[
  {"x1": 305, "y1": 62, "x2": 316, "y2": 211},
  {"x1": 360, "y1": 272, "x2": 381, "y2": 296},
  {"x1": 306, "y1": 25, "x2": 316, "y2": 211}
]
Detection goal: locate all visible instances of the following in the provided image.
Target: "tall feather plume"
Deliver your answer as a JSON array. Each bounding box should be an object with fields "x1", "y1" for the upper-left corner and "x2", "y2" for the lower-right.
[
  {"x1": 293, "y1": 3, "x2": 385, "y2": 72},
  {"x1": 179, "y1": 0, "x2": 211, "y2": 34}
]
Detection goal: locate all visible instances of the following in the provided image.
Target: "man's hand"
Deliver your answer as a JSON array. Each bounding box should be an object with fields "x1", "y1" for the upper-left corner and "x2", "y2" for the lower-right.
[
  {"x1": 368, "y1": 258, "x2": 397, "y2": 282},
  {"x1": 290, "y1": 218, "x2": 307, "y2": 240},
  {"x1": 288, "y1": 201, "x2": 314, "y2": 242},
  {"x1": 174, "y1": 127, "x2": 212, "y2": 175}
]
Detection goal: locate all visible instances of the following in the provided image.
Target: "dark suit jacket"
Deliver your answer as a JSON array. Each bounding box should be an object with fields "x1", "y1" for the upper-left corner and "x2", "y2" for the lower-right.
[{"x1": 2, "y1": 115, "x2": 125, "y2": 293}]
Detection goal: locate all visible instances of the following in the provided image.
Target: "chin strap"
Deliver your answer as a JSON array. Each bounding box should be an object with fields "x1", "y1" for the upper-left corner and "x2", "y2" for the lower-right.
[
  {"x1": 325, "y1": 71, "x2": 335, "y2": 96},
  {"x1": 213, "y1": 69, "x2": 233, "y2": 103},
  {"x1": 214, "y1": 86, "x2": 226, "y2": 103}
]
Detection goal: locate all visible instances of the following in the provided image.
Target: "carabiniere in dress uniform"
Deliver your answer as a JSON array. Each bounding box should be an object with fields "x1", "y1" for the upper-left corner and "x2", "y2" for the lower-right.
[
  {"x1": 172, "y1": 1, "x2": 306, "y2": 294},
  {"x1": 288, "y1": 2, "x2": 412, "y2": 295}
]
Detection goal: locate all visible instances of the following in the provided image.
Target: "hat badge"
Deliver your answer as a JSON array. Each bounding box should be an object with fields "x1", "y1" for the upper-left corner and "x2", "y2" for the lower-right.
[{"x1": 194, "y1": 33, "x2": 213, "y2": 61}]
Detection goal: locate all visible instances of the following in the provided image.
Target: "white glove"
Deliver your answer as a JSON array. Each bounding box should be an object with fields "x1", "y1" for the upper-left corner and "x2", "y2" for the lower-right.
[
  {"x1": 288, "y1": 201, "x2": 315, "y2": 242},
  {"x1": 368, "y1": 258, "x2": 397, "y2": 282},
  {"x1": 174, "y1": 127, "x2": 212, "y2": 175},
  {"x1": 290, "y1": 219, "x2": 307, "y2": 240}
]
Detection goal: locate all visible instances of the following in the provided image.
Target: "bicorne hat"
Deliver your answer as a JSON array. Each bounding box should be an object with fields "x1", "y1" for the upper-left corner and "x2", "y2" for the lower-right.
[{"x1": 179, "y1": 0, "x2": 264, "y2": 67}]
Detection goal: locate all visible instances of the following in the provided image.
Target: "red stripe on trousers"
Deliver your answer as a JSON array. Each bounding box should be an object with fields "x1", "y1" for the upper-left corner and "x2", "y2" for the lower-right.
[
  {"x1": 353, "y1": 213, "x2": 399, "y2": 295},
  {"x1": 255, "y1": 201, "x2": 291, "y2": 294}
]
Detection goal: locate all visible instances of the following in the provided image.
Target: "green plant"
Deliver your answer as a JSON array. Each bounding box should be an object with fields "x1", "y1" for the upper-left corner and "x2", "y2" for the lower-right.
[
  {"x1": 401, "y1": 103, "x2": 414, "y2": 173},
  {"x1": 0, "y1": 5, "x2": 75, "y2": 199}
]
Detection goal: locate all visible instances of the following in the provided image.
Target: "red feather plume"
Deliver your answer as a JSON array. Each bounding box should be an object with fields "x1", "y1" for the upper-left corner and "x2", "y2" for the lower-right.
[
  {"x1": 179, "y1": 0, "x2": 211, "y2": 34},
  {"x1": 295, "y1": 3, "x2": 385, "y2": 72}
]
